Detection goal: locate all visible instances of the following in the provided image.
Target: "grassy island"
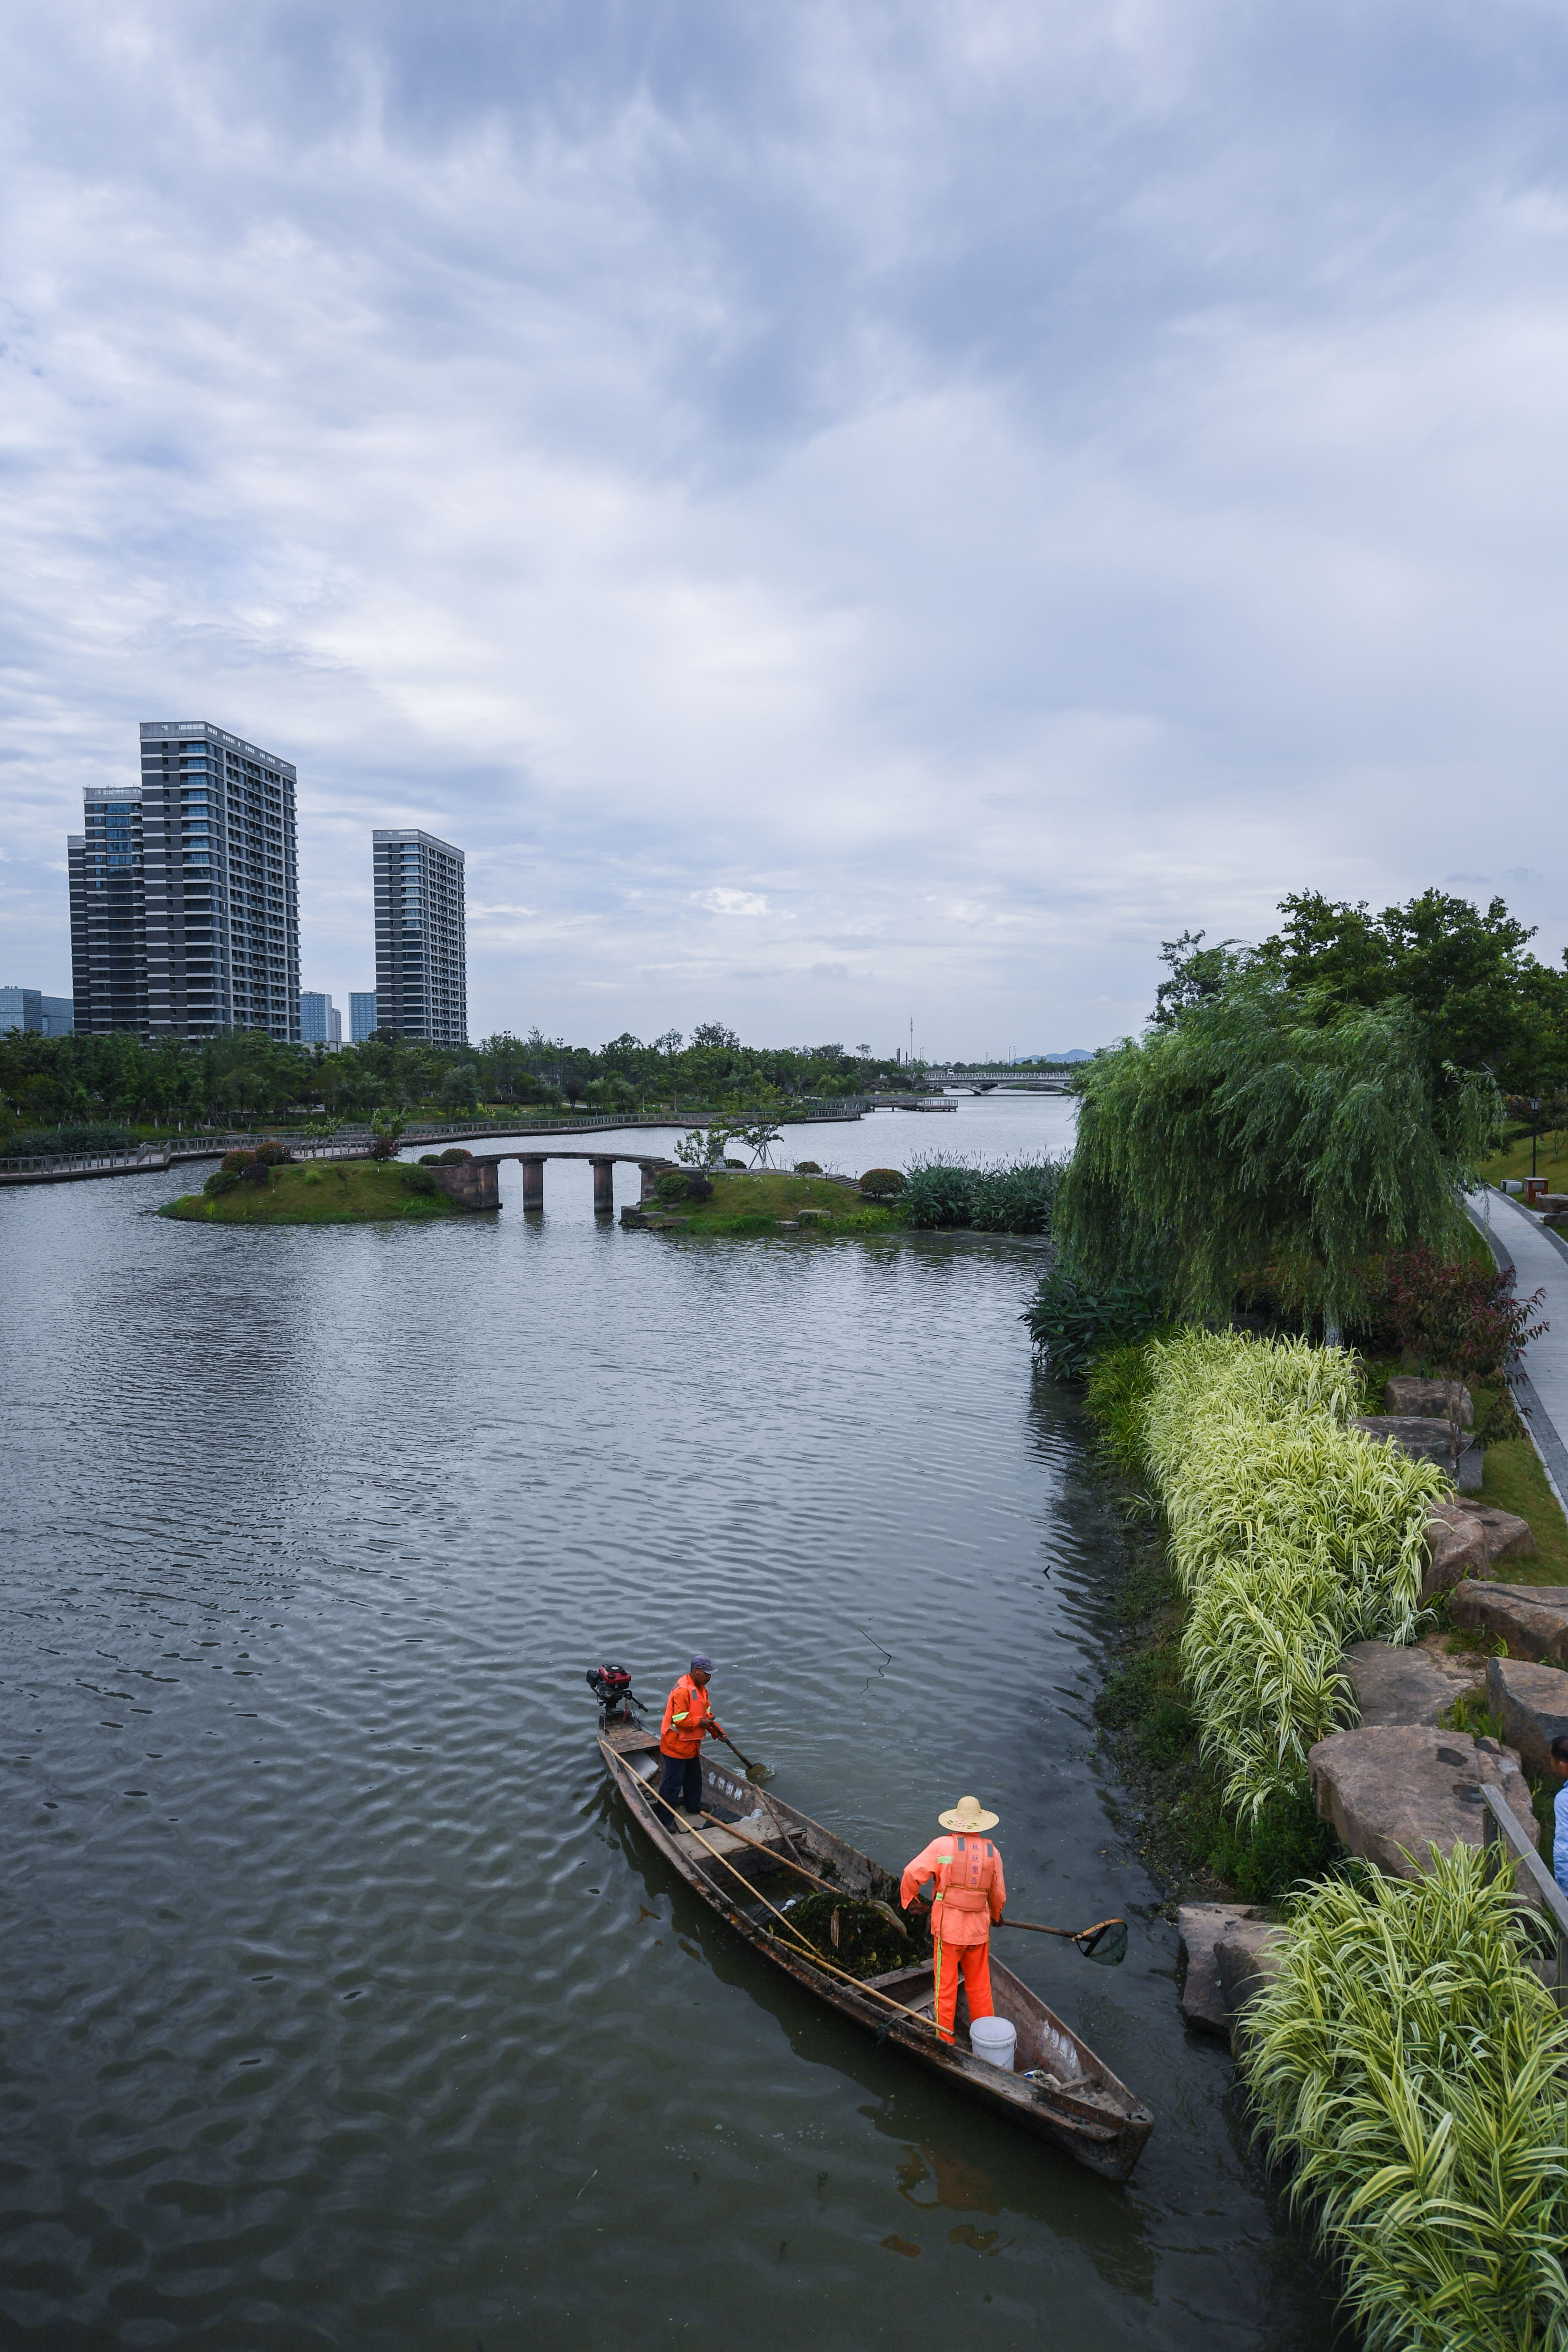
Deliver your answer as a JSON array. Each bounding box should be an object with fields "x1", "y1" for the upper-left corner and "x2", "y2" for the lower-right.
[
  {"x1": 160, "y1": 1160, "x2": 471, "y2": 1225},
  {"x1": 631, "y1": 1169, "x2": 900, "y2": 1234}
]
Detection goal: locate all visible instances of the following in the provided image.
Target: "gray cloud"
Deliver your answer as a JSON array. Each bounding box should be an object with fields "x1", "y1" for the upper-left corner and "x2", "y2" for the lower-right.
[{"x1": 4, "y1": 3, "x2": 1568, "y2": 1052}]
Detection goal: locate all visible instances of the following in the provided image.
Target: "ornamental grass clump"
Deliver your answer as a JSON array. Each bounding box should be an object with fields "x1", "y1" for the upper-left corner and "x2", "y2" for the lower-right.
[
  {"x1": 1141, "y1": 1329, "x2": 1447, "y2": 1816},
  {"x1": 1242, "y1": 1848, "x2": 1568, "y2": 2352}
]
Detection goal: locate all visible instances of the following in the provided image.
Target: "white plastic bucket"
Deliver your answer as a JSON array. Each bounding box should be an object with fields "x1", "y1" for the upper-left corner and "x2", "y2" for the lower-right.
[{"x1": 969, "y1": 2016, "x2": 1017, "y2": 2071}]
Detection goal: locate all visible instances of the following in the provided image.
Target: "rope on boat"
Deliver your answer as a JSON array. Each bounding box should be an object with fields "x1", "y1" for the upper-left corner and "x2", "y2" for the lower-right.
[{"x1": 632, "y1": 1768, "x2": 948, "y2": 2040}]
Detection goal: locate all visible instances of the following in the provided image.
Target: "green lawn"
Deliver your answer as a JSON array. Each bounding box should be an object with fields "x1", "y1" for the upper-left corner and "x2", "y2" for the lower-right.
[
  {"x1": 159, "y1": 1161, "x2": 468, "y2": 1225},
  {"x1": 1478, "y1": 1130, "x2": 1568, "y2": 1189}
]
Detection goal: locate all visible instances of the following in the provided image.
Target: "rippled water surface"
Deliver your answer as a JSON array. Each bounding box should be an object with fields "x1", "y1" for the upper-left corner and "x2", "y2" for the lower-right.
[{"x1": 2, "y1": 1099, "x2": 1331, "y2": 2349}]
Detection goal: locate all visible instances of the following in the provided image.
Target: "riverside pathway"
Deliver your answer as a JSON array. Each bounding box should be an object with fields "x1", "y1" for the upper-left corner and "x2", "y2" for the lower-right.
[{"x1": 1471, "y1": 1186, "x2": 1568, "y2": 1511}]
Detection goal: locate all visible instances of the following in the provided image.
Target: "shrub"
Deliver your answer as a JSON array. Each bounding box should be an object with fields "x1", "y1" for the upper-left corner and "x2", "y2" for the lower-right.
[
  {"x1": 1141, "y1": 1330, "x2": 1446, "y2": 1816},
  {"x1": 899, "y1": 1163, "x2": 973, "y2": 1225},
  {"x1": 969, "y1": 1157, "x2": 1064, "y2": 1234},
  {"x1": 723, "y1": 1157, "x2": 746, "y2": 1169},
  {"x1": 3, "y1": 1124, "x2": 134, "y2": 1157},
  {"x1": 794, "y1": 1160, "x2": 822, "y2": 1174},
  {"x1": 203, "y1": 1170, "x2": 241, "y2": 1197},
  {"x1": 1244, "y1": 1847, "x2": 1568, "y2": 2352},
  {"x1": 418, "y1": 1153, "x2": 442, "y2": 1165},
  {"x1": 898, "y1": 1154, "x2": 1064, "y2": 1232},
  {"x1": 438, "y1": 1147, "x2": 472, "y2": 1165},
  {"x1": 1386, "y1": 1243, "x2": 1547, "y2": 1381},
  {"x1": 1024, "y1": 1265, "x2": 1166, "y2": 1378},
  {"x1": 654, "y1": 1171, "x2": 691, "y2": 1204},
  {"x1": 858, "y1": 1167, "x2": 905, "y2": 1197},
  {"x1": 220, "y1": 1149, "x2": 254, "y2": 1175},
  {"x1": 400, "y1": 1165, "x2": 439, "y2": 1195},
  {"x1": 252, "y1": 1140, "x2": 291, "y2": 1166}
]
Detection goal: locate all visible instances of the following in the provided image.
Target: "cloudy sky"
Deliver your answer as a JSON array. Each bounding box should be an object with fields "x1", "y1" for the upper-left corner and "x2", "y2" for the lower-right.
[{"x1": 4, "y1": 2, "x2": 1566, "y2": 1055}]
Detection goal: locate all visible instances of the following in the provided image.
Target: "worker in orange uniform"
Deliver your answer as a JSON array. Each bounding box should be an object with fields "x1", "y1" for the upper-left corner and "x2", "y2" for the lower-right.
[
  {"x1": 900, "y1": 1795, "x2": 1007, "y2": 2044},
  {"x1": 659, "y1": 1655, "x2": 725, "y2": 1821}
]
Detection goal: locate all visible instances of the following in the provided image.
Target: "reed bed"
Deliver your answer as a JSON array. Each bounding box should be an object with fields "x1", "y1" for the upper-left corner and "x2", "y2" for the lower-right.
[
  {"x1": 1138, "y1": 1330, "x2": 1447, "y2": 1817},
  {"x1": 1242, "y1": 1849, "x2": 1568, "y2": 2352}
]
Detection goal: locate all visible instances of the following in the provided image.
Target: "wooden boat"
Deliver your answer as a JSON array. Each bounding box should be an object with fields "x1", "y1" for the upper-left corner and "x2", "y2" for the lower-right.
[{"x1": 599, "y1": 1721, "x2": 1155, "y2": 2180}]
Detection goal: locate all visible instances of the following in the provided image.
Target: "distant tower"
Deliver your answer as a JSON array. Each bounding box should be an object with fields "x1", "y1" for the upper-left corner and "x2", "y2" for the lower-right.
[
  {"x1": 68, "y1": 722, "x2": 301, "y2": 1040},
  {"x1": 372, "y1": 830, "x2": 467, "y2": 1045},
  {"x1": 350, "y1": 991, "x2": 378, "y2": 1044},
  {"x1": 70, "y1": 785, "x2": 147, "y2": 1033},
  {"x1": 300, "y1": 990, "x2": 340, "y2": 1045}
]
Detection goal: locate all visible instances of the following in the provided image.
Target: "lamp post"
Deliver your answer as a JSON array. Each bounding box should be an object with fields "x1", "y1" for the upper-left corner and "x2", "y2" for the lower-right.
[{"x1": 1532, "y1": 1098, "x2": 1541, "y2": 1184}]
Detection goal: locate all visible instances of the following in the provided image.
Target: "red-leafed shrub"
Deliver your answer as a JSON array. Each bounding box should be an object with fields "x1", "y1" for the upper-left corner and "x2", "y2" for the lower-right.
[
  {"x1": 859, "y1": 1167, "x2": 906, "y2": 1198},
  {"x1": 438, "y1": 1148, "x2": 472, "y2": 1164},
  {"x1": 1385, "y1": 1246, "x2": 1546, "y2": 1382}
]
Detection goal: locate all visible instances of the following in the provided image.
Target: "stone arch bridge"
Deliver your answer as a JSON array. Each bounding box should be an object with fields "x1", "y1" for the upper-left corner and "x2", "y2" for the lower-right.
[{"x1": 425, "y1": 1147, "x2": 676, "y2": 1212}]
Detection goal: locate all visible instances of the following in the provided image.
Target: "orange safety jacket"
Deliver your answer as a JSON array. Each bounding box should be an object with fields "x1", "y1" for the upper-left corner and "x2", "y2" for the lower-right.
[
  {"x1": 660, "y1": 1674, "x2": 720, "y2": 1759},
  {"x1": 899, "y1": 1834, "x2": 1006, "y2": 1949}
]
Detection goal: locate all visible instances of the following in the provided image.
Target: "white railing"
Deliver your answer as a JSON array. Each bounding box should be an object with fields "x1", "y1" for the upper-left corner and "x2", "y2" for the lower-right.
[{"x1": 1481, "y1": 1783, "x2": 1568, "y2": 2006}]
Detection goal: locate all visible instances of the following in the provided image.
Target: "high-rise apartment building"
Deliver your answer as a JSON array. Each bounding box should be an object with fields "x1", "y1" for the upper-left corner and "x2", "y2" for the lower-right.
[
  {"x1": 350, "y1": 991, "x2": 378, "y2": 1043},
  {"x1": 70, "y1": 787, "x2": 147, "y2": 1033},
  {"x1": 300, "y1": 991, "x2": 341, "y2": 1045},
  {"x1": 372, "y1": 830, "x2": 466, "y2": 1045},
  {"x1": 68, "y1": 722, "x2": 301, "y2": 1040}
]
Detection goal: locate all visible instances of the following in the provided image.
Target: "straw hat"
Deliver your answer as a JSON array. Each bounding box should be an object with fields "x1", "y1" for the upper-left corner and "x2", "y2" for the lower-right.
[{"x1": 938, "y1": 1794, "x2": 999, "y2": 1832}]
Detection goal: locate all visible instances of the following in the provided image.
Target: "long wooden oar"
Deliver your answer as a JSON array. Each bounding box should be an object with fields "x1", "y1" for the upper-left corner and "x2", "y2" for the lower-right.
[
  {"x1": 712, "y1": 1725, "x2": 769, "y2": 1782},
  {"x1": 698, "y1": 1810, "x2": 908, "y2": 1939},
  {"x1": 996, "y1": 1915, "x2": 1128, "y2": 1965}
]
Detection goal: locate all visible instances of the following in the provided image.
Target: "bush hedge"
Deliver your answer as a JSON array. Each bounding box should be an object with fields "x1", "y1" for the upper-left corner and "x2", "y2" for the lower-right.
[
  {"x1": 1244, "y1": 1848, "x2": 1568, "y2": 2352},
  {"x1": 3, "y1": 1124, "x2": 134, "y2": 1157},
  {"x1": 1127, "y1": 1330, "x2": 1446, "y2": 1817},
  {"x1": 899, "y1": 1154, "x2": 1064, "y2": 1234},
  {"x1": 1024, "y1": 1265, "x2": 1166, "y2": 1377}
]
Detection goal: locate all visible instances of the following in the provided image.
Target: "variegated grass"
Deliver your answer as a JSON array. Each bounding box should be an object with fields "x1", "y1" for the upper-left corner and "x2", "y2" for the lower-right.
[
  {"x1": 1140, "y1": 1330, "x2": 1447, "y2": 1817},
  {"x1": 1242, "y1": 1848, "x2": 1568, "y2": 2352}
]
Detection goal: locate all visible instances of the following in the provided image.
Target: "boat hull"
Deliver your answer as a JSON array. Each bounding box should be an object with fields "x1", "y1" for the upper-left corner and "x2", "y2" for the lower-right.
[{"x1": 598, "y1": 1727, "x2": 1153, "y2": 2181}]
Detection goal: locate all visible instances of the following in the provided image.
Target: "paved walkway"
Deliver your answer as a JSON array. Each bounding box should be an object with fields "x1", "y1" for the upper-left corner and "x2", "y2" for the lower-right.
[{"x1": 1469, "y1": 1187, "x2": 1568, "y2": 1512}]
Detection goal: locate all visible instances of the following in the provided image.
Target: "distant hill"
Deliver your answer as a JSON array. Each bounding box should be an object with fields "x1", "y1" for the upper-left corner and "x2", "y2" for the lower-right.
[{"x1": 1021, "y1": 1049, "x2": 1094, "y2": 1063}]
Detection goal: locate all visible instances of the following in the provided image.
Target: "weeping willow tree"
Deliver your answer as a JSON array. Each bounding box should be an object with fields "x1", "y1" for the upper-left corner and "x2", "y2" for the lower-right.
[{"x1": 1056, "y1": 979, "x2": 1499, "y2": 1330}]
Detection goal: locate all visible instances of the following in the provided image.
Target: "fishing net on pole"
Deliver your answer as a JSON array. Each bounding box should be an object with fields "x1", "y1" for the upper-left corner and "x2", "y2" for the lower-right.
[{"x1": 770, "y1": 1892, "x2": 922, "y2": 1981}]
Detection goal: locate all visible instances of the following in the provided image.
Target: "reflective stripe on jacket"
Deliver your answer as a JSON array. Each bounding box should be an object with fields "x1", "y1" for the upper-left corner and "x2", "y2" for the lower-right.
[
  {"x1": 660, "y1": 1674, "x2": 712, "y2": 1759},
  {"x1": 899, "y1": 1833, "x2": 1006, "y2": 1948}
]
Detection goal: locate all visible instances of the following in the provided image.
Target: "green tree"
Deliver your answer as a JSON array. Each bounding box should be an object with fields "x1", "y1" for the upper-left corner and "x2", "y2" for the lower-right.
[
  {"x1": 1059, "y1": 975, "x2": 1497, "y2": 1332},
  {"x1": 1256, "y1": 889, "x2": 1568, "y2": 1094}
]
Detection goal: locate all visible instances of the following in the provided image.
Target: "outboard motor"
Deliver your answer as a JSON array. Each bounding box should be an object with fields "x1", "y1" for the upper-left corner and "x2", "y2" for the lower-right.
[{"x1": 586, "y1": 1663, "x2": 643, "y2": 1726}]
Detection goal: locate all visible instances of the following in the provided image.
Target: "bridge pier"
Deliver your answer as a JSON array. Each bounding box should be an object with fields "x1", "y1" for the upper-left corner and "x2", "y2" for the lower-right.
[
  {"x1": 638, "y1": 1160, "x2": 663, "y2": 1202},
  {"x1": 590, "y1": 1157, "x2": 615, "y2": 1214},
  {"x1": 519, "y1": 1155, "x2": 545, "y2": 1211}
]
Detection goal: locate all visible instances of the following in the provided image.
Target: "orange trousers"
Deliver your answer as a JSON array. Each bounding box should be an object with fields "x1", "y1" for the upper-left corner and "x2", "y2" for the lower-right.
[{"x1": 934, "y1": 1938, "x2": 994, "y2": 2043}]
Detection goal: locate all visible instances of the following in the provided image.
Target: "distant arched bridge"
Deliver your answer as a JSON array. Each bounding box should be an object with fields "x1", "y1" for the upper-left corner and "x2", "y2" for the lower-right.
[{"x1": 446, "y1": 1147, "x2": 678, "y2": 1212}]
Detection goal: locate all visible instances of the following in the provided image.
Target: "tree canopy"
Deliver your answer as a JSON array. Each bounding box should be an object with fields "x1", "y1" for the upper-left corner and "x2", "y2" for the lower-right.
[{"x1": 1058, "y1": 974, "x2": 1498, "y2": 1328}]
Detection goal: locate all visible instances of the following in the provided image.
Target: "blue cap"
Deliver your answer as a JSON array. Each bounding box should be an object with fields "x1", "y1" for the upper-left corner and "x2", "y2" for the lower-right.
[{"x1": 690, "y1": 1655, "x2": 713, "y2": 1671}]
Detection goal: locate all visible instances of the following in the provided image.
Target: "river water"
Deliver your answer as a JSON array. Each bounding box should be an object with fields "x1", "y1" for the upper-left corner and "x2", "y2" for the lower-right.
[{"x1": 2, "y1": 1097, "x2": 1331, "y2": 2350}]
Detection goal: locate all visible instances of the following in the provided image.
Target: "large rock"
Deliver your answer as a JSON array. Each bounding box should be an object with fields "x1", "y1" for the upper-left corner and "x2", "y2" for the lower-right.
[
  {"x1": 1421, "y1": 1502, "x2": 1493, "y2": 1603},
  {"x1": 1466, "y1": 1505, "x2": 1536, "y2": 1565},
  {"x1": 1352, "y1": 1414, "x2": 1484, "y2": 1494},
  {"x1": 1308, "y1": 1724, "x2": 1536, "y2": 1878},
  {"x1": 1453, "y1": 1582, "x2": 1568, "y2": 1665},
  {"x1": 1212, "y1": 1917, "x2": 1286, "y2": 2034},
  {"x1": 1486, "y1": 1657, "x2": 1568, "y2": 1778},
  {"x1": 1386, "y1": 1376, "x2": 1473, "y2": 1426},
  {"x1": 1352, "y1": 1414, "x2": 1463, "y2": 1467},
  {"x1": 1176, "y1": 1903, "x2": 1263, "y2": 2037},
  {"x1": 1340, "y1": 1636, "x2": 1484, "y2": 1728}
]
